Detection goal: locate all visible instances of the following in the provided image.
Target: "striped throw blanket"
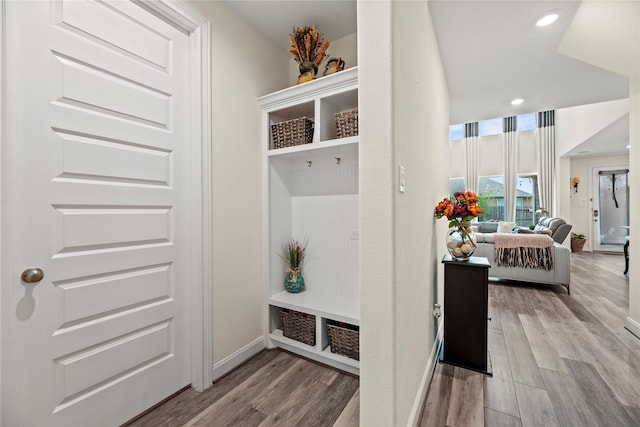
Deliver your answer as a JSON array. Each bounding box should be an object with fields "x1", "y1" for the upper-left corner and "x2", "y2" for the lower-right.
[{"x1": 494, "y1": 234, "x2": 554, "y2": 270}]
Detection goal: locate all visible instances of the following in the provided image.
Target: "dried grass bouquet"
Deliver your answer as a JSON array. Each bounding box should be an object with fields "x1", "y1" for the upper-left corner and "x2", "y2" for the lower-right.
[{"x1": 289, "y1": 25, "x2": 330, "y2": 68}]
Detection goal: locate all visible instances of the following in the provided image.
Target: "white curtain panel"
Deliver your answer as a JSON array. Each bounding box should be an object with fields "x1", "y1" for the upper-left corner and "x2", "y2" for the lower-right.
[
  {"x1": 503, "y1": 116, "x2": 518, "y2": 222},
  {"x1": 464, "y1": 122, "x2": 479, "y2": 193},
  {"x1": 537, "y1": 111, "x2": 556, "y2": 216}
]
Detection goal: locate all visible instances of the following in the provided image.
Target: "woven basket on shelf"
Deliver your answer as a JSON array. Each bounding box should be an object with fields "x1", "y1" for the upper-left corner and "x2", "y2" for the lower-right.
[
  {"x1": 271, "y1": 117, "x2": 314, "y2": 149},
  {"x1": 335, "y1": 110, "x2": 358, "y2": 138},
  {"x1": 280, "y1": 309, "x2": 316, "y2": 346},
  {"x1": 327, "y1": 322, "x2": 359, "y2": 360}
]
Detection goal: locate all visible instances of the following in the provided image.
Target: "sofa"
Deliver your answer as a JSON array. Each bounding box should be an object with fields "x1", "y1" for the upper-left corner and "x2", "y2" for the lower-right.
[{"x1": 472, "y1": 217, "x2": 572, "y2": 293}]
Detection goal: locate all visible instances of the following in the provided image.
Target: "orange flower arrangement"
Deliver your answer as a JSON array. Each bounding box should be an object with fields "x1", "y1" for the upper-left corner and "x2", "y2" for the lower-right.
[
  {"x1": 434, "y1": 191, "x2": 483, "y2": 249},
  {"x1": 435, "y1": 191, "x2": 483, "y2": 223}
]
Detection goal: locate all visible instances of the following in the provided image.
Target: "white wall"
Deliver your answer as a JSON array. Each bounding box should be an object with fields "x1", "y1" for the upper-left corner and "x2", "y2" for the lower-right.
[
  {"x1": 288, "y1": 32, "x2": 358, "y2": 87},
  {"x1": 556, "y1": 99, "x2": 629, "y2": 156},
  {"x1": 392, "y1": 1, "x2": 449, "y2": 425},
  {"x1": 359, "y1": 1, "x2": 394, "y2": 423},
  {"x1": 569, "y1": 154, "x2": 629, "y2": 251},
  {"x1": 449, "y1": 130, "x2": 539, "y2": 185},
  {"x1": 478, "y1": 134, "x2": 503, "y2": 177},
  {"x1": 557, "y1": 0, "x2": 639, "y2": 337},
  {"x1": 359, "y1": 0, "x2": 449, "y2": 425},
  {"x1": 629, "y1": 77, "x2": 640, "y2": 336},
  {"x1": 186, "y1": 1, "x2": 289, "y2": 371}
]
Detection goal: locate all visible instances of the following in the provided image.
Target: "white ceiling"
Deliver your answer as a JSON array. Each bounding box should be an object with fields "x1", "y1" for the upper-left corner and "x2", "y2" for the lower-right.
[
  {"x1": 224, "y1": 0, "x2": 630, "y2": 158},
  {"x1": 428, "y1": 0, "x2": 629, "y2": 125}
]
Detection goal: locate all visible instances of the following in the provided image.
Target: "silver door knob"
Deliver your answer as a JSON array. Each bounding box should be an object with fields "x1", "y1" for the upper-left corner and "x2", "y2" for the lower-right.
[{"x1": 21, "y1": 268, "x2": 44, "y2": 284}]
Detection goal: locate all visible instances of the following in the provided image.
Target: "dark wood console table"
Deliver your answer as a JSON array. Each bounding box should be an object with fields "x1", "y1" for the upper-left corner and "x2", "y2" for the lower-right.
[{"x1": 441, "y1": 255, "x2": 492, "y2": 375}]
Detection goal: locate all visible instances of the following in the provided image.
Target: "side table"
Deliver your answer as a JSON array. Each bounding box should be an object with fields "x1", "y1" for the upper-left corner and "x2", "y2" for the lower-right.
[{"x1": 440, "y1": 255, "x2": 492, "y2": 375}]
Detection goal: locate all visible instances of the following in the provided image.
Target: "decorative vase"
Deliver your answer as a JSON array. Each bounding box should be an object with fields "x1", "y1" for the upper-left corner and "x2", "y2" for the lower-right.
[
  {"x1": 297, "y1": 62, "x2": 318, "y2": 85},
  {"x1": 446, "y1": 222, "x2": 477, "y2": 261},
  {"x1": 284, "y1": 268, "x2": 305, "y2": 293},
  {"x1": 323, "y1": 57, "x2": 345, "y2": 76}
]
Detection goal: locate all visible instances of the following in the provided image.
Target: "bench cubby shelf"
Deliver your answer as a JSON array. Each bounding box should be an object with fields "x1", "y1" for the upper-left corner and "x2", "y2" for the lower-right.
[{"x1": 259, "y1": 67, "x2": 359, "y2": 375}]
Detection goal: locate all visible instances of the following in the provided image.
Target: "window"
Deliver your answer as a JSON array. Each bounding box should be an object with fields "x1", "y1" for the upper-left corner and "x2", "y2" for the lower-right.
[
  {"x1": 449, "y1": 178, "x2": 466, "y2": 197},
  {"x1": 449, "y1": 124, "x2": 464, "y2": 140},
  {"x1": 478, "y1": 118, "x2": 502, "y2": 137},
  {"x1": 477, "y1": 176, "x2": 505, "y2": 221},
  {"x1": 517, "y1": 113, "x2": 536, "y2": 132},
  {"x1": 515, "y1": 174, "x2": 540, "y2": 226}
]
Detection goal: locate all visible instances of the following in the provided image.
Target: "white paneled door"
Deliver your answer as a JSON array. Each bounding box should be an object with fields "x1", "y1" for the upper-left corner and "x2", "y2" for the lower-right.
[{"x1": 3, "y1": 1, "x2": 195, "y2": 425}]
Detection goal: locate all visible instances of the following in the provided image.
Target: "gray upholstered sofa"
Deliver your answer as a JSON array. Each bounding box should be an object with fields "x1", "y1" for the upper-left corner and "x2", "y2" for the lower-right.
[{"x1": 472, "y1": 217, "x2": 572, "y2": 293}]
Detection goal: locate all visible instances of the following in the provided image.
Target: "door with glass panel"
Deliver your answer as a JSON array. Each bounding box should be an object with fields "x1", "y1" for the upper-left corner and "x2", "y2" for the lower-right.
[{"x1": 592, "y1": 167, "x2": 630, "y2": 252}]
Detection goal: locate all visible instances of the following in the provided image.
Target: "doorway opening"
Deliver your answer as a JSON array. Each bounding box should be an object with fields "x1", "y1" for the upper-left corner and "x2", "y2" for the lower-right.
[{"x1": 591, "y1": 166, "x2": 629, "y2": 252}]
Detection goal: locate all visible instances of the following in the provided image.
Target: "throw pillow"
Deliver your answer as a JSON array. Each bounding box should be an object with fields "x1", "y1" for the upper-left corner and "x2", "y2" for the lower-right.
[
  {"x1": 497, "y1": 221, "x2": 516, "y2": 233},
  {"x1": 478, "y1": 222, "x2": 499, "y2": 233}
]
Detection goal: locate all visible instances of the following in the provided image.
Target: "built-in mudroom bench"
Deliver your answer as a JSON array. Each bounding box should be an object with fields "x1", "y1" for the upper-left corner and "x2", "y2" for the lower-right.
[{"x1": 259, "y1": 67, "x2": 360, "y2": 375}]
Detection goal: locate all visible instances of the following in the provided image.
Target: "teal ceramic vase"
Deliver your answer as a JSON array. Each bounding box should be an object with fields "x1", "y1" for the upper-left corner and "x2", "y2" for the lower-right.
[{"x1": 284, "y1": 268, "x2": 305, "y2": 293}]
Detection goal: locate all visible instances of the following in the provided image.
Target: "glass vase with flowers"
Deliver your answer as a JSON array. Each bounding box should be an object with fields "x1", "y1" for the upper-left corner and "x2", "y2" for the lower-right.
[{"x1": 434, "y1": 191, "x2": 484, "y2": 261}]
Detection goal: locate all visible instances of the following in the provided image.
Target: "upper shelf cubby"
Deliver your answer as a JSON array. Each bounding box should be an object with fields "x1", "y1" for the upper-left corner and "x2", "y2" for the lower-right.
[
  {"x1": 259, "y1": 67, "x2": 358, "y2": 151},
  {"x1": 318, "y1": 89, "x2": 358, "y2": 142}
]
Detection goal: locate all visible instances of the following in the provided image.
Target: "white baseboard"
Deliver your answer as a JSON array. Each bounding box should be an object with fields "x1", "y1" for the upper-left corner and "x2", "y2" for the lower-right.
[
  {"x1": 212, "y1": 336, "x2": 266, "y2": 381},
  {"x1": 625, "y1": 316, "x2": 640, "y2": 340},
  {"x1": 407, "y1": 322, "x2": 444, "y2": 427}
]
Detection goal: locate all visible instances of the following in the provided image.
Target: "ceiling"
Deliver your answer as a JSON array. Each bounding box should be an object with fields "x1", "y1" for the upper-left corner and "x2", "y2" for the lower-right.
[
  {"x1": 223, "y1": 1, "x2": 357, "y2": 51},
  {"x1": 224, "y1": 0, "x2": 630, "y2": 158}
]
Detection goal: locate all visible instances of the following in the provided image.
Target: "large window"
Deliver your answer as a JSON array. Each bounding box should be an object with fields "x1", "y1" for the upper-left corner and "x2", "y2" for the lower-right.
[
  {"x1": 449, "y1": 124, "x2": 464, "y2": 141},
  {"x1": 477, "y1": 176, "x2": 505, "y2": 221},
  {"x1": 449, "y1": 177, "x2": 466, "y2": 197},
  {"x1": 517, "y1": 113, "x2": 536, "y2": 131},
  {"x1": 450, "y1": 113, "x2": 536, "y2": 141},
  {"x1": 478, "y1": 118, "x2": 502, "y2": 137},
  {"x1": 515, "y1": 174, "x2": 540, "y2": 226},
  {"x1": 449, "y1": 113, "x2": 540, "y2": 225}
]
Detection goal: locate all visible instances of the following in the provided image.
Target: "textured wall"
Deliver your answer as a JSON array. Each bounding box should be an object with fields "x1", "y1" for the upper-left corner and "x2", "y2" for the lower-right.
[{"x1": 359, "y1": 0, "x2": 450, "y2": 425}]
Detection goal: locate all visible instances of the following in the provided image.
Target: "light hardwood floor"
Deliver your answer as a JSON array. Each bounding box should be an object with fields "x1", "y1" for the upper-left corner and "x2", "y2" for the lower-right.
[
  {"x1": 127, "y1": 252, "x2": 638, "y2": 426},
  {"x1": 421, "y1": 251, "x2": 640, "y2": 426},
  {"x1": 125, "y1": 349, "x2": 359, "y2": 427}
]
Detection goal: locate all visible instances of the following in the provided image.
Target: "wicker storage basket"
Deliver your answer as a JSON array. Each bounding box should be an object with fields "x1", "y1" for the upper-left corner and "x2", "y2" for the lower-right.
[
  {"x1": 335, "y1": 110, "x2": 358, "y2": 138},
  {"x1": 271, "y1": 117, "x2": 314, "y2": 149},
  {"x1": 327, "y1": 322, "x2": 359, "y2": 360},
  {"x1": 280, "y1": 309, "x2": 316, "y2": 346}
]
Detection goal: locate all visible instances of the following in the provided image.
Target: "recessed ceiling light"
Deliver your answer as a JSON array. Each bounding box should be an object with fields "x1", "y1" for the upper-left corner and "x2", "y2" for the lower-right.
[
  {"x1": 536, "y1": 13, "x2": 559, "y2": 27},
  {"x1": 511, "y1": 98, "x2": 524, "y2": 105},
  {"x1": 627, "y1": 145, "x2": 631, "y2": 149}
]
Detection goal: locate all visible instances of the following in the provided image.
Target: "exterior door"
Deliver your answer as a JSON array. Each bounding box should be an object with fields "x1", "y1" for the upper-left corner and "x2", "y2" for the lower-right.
[
  {"x1": 3, "y1": 1, "x2": 192, "y2": 425},
  {"x1": 592, "y1": 166, "x2": 630, "y2": 252}
]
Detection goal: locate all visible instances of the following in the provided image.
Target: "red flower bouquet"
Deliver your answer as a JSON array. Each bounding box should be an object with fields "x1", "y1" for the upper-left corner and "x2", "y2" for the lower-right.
[{"x1": 434, "y1": 191, "x2": 484, "y2": 259}]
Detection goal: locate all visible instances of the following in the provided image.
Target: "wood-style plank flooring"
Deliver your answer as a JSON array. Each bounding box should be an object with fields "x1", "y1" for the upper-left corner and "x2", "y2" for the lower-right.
[
  {"x1": 128, "y1": 252, "x2": 638, "y2": 426},
  {"x1": 420, "y1": 252, "x2": 640, "y2": 426},
  {"x1": 125, "y1": 350, "x2": 359, "y2": 427}
]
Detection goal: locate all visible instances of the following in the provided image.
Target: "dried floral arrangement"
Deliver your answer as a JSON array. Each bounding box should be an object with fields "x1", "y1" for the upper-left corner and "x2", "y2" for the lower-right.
[
  {"x1": 289, "y1": 25, "x2": 330, "y2": 67},
  {"x1": 280, "y1": 239, "x2": 307, "y2": 270}
]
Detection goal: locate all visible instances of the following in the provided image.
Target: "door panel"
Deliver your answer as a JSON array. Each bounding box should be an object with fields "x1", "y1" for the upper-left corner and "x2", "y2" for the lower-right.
[
  {"x1": 54, "y1": 0, "x2": 171, "y2": 71},
  {"x1": 53, "y1": 53, "x2": 171, "y2": 127},
  {"x1": 4, "y1": 1, "x2": 191, "y2": 425},
  {"x1": 54, "y1": 132, "x2": 171, "y2": 185}
]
